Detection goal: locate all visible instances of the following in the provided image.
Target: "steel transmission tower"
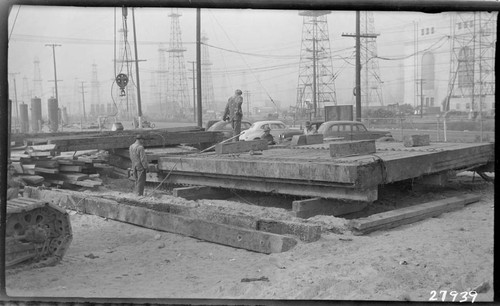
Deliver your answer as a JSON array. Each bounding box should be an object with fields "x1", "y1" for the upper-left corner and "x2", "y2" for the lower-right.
[
  {"x1": 445, "y1": 12, "x2": 496, "y2": 112},
  {"x1": 167, "y1": 9, "x2": 190, "y2": 117},
  {"x1": 157, "y1": 43, "x2": 168, "y2": 116},
  {"x1": 360, "y1": 11, "x2": 384, "y2": 107},
  {"x1": 296, "y1": 10, "x2": 337, "y2": 119},
  {"x1": 32, "y1": 56, "x2": 43, "y2": 99},
  {"x1": 201, "y1": 33, "x2": 215, "y2": 111}
]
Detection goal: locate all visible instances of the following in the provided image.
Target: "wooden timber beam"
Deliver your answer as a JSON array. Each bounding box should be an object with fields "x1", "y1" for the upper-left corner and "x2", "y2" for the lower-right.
[
  {"x1": 23, "y1": 187, "x2": 323, "y2": 248},
  {"x1": 348, "y1": 194, "x2": 481, "y2": 235},
  {"x1": 292, "y1": 197, "x2": 369, "y2": 219}
]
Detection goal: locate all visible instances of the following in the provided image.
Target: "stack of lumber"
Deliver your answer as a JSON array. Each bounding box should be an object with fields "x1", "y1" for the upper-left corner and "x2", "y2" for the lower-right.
[
  {"x1": 20, "y1": 126, "x2": 223, "y2": 152},
  {"x1": 9, "y1": 144, "x2": 108, "y2": 189}
]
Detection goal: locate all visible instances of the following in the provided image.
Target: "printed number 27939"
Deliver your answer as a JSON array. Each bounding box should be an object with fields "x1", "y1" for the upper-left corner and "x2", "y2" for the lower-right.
[{"x1": 429, "y1": 290, "x2": 478, "y2": 303}]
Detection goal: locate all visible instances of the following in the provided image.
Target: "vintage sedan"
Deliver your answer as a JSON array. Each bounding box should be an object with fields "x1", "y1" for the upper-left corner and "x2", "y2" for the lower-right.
[
  {"x1": 239, "y1": 120, "x2": 295, "y2": 141},
  {"x1": 317, "y1": 121, "x2": 393, "y2": 141},
  {"x1": 207, "y1": 120, "x2": 252, "y2": 140}
]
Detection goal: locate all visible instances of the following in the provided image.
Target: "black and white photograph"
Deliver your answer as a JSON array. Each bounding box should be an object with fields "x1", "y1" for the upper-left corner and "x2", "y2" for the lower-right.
[{"x1": 1, "y1": 0, "x2": 496, "y2": 303}]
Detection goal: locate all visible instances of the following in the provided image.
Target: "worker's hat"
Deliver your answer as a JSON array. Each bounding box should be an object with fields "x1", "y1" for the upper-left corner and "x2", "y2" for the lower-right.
[
  {"x1": 305, "y1": 121, "x2": 311, "y2": 126},
  {"x1": 135, "y1": 134, "x2": 145, "y2": 139},
  {"x1": 264, "y1": 126, "x2": 271, "y2": 131}
]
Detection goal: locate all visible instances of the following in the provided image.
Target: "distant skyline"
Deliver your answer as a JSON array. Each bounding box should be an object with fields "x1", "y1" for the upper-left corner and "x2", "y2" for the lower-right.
[{"x1": 7, "y1": 5, "x2": 477, "y2": 117}]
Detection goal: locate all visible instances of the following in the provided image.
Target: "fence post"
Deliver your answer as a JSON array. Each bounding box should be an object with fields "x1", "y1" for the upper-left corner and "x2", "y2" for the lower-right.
[
  {"x1": 400, "y1": 116, "x2": 404, "y2": 141},
  {"x1": 436, "y1": 115, "x2": 440, "y2": 142},
  {"x1": 443, "y1": 117, "x2": 447, "y2": 142}
]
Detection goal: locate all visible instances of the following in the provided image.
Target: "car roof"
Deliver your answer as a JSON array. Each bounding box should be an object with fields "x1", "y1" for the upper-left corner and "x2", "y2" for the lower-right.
[
  {"x1": 253, "y1": 120, "x2": 286, "y2": 125},
  {"x1": 209, "y1": 120, "x2": 251, "y2": 129},
  {"x1": 323, "y1": 121, "x2": 363, "y2": 124}
]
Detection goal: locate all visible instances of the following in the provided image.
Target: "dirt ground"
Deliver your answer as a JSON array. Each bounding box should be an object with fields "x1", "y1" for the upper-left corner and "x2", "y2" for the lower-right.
[{"x1": 4, "y1": 172, "x2": 494, "y2": 303}]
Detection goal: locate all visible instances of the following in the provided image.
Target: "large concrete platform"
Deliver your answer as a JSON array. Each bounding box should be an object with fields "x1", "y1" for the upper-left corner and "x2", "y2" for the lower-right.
[{"x1": 157, "y1": 141, "x2": 494, "y2": 202}]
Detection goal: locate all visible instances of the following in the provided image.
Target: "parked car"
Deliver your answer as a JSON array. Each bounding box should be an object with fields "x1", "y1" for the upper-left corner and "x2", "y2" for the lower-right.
[
  {"x1": 239, "y1": 120, "x2": 293, "y2": 141},
  {"x1": 279, "y1": 121, "x2": 324, "y2": 141},
  {"x1": 207, "y1": 120, "x2": 252, "y2": 140},
  {"x1": 317, "y1": 121, "x2": 393, "y2": 141}
]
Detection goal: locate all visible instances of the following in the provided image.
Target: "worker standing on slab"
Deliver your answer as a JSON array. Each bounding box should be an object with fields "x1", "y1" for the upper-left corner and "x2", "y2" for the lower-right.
[
  {"x1": 304, "y1": 121, "x2": 317, "y2": 135},
  {"x1": 129, "y1": 134, "x2": 148, "y2": 196},
  {"x1": 223, "y1": 89, "x2": 243, "y2": 141}
]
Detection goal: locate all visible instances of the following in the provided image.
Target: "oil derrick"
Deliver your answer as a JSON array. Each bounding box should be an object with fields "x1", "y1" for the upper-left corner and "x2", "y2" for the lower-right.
[
  {"x1": 296, "y1": 10, "x2": 337, "y2": 119},
  {"x1": 32, "y1": 56, "x2": 43, "y2": 99},
  {"x1": 360, "y1": 11, "x2": 384, "y2": 107},
  {"x1": 116, "y1": 27, "x2": 137, "y2": 120},
  {"x1": 157, "y1": 43, "x2": 168, "y2": 116},
  {"x1": 166, "y1": 9, "x2": 190, "y2": 118},
  {"x1": 445, "y1": 12, "x2": 496, "y2": 114},
  {"x1": 90, "y1": 63, "x2": 103, "y2": 117},
  {"x1": 201, "y1": 33, "x2": 215, "y2": 111}
]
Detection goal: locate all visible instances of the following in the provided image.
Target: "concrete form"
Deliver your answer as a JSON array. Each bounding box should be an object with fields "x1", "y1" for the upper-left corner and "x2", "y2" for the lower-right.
[{"x1": 157, "y1": 141, "x2": 494, "y2": 203}]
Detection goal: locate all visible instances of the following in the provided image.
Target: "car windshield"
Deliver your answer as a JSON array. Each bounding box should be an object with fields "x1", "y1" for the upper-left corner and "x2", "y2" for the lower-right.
[{"x1": 317, "y1": 124, "x2": 327, "y2": 133}]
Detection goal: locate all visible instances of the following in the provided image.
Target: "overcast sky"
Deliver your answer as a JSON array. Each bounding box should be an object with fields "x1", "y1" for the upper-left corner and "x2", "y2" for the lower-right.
[{"x1": 8, "y1": 5, "x2": 455, "y2": 115}]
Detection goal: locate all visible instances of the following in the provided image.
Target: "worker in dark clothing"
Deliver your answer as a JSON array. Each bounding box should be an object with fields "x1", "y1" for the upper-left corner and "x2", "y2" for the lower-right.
[
  {"x1": 129, "y1": 134, "x2": 148, "y2": 196},
  {"x1": 223, "y1": 89, "x2": 243, "y2": 141},
  {"x1": 262, "y1": 125, "x2": 275, "y2": 145}
]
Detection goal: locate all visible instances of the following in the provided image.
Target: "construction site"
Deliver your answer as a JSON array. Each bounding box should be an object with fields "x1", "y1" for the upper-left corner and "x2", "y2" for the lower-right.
[{"x1": 1, "y1": 2, "x2": 496, "y2": 304}]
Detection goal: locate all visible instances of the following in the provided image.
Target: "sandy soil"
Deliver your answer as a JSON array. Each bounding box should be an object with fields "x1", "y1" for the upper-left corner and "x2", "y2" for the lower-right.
[{"x1": 4, "y1": 172, "x2": 494, "y2": 303}]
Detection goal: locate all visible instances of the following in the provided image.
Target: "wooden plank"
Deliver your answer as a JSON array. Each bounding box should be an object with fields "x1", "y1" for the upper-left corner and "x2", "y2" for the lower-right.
[
  {"x1": 34, "y1": 167, "x2": 59, "y2": 174},
  {"x1": 173, "y1": 186, "x2": 232, "y2": 200},
  {"x1": 28, "y1": 151, "x2": 54, "y2": 157},
  {"x1": 215, "y1": 140, "x2": 268, "y2": 154},
  {"x1": 330, "y1": 140, "x2": 376, "y2": 158},
  {"x1": 11, "y1": 162, "x2": 24, "y2": 174},
  {"x1": 59, "y1": 165, "x2": 83, "y2": 172},
  {"x1": 69, "y1": 179, "x2": 102, "y2": 187},
  {"x1": 28, "y1": 144, "x2": 57, "y2": 151},
  {"x1": 21, "y1": 164, "x2": 35, "y2": 175},
  {"x1": 57, "y1": 173, "x2": 89, "y2": 181},
  {"x1": 33, "y1": 160, "x2": 59, "y2": 168},
  {"x1": 292, "y1": 197, "x2": 368, "y2": 218},
  {"x1": 256, "y1": 219, "x2": 321, "y2": 243},
  {"x1": 20, "y1": 175, "x2": 45, "y2": 184},
  {"x1": 403, "y1": 134, "x2": 430, "y2": 147},
  {"x1": 348, "y1": 194, "x2": 481, "y2": 234}
]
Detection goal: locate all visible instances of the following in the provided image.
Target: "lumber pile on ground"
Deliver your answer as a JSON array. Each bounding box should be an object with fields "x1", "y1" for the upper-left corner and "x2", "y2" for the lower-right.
[{"x1": 9, "y1": 145, "x2": 108, "y2": 189}]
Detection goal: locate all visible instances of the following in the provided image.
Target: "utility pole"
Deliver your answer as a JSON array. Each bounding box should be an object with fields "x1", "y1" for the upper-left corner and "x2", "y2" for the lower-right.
[
  {"x1": 196, "y1": 8, "x2": 202, "y2": 127},
  {"x1": 131, "y1": 8, "x2": 143, "y2": 128},
  {"x1": 244, "y1": 90, "x2": 250, "y2": 116},
  {"x1": 188, "y1": 61, "x2": 196, "y2": 122},
  {"x1": 45, "y1": 44, "x2": 61, "y2": 102},
  {"x1": 342, "y1": 11, "x2": 379, "y2": 122},
  {"x1": 416, "y1": 79, "x2": 425, "y2": 118},
  {"x1": 8, "y1": 72, "x2": 20, "y2": 130},
  {"x1": 80, "y1": 81, "x2": 87, "y2": 121}
]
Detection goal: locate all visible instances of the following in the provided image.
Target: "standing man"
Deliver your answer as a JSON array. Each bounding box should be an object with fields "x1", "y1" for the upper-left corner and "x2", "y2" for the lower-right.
[
  {"x1": 223, "y1": 89, "x2": 243, "y2": 141},
  {"x1": 129, "y1": 134, "x2": 148, "y2": 196}
]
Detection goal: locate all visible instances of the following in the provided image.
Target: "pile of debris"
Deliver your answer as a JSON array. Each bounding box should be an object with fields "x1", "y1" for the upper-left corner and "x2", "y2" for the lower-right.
[{"x1": 9, "y1": 144, "x2": 110, "y2": 189}]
